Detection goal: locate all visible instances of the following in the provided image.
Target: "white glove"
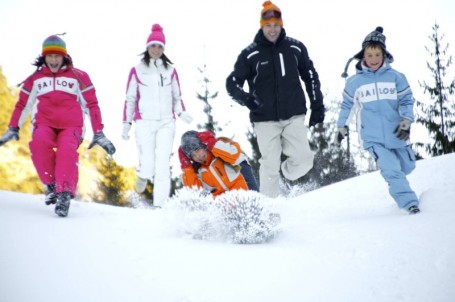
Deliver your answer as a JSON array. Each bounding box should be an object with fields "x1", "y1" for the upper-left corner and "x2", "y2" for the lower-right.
[
  {"x1": 122, "y1": 123, "x2": 132, "y2": 140},
  {"x1": 178, "y1": 111, "x2": 193, "y2": 124}
]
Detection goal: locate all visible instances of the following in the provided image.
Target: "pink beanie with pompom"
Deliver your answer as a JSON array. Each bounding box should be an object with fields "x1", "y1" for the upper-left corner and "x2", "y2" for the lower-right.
[{"x1": 146, "y1": 24, "x2": 166, "y2": 48}]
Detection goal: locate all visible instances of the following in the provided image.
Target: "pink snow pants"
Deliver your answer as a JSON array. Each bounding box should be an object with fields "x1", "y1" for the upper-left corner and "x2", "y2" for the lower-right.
[{"x1": 29, "y1": 124, "x2": 82, "y2": 197}]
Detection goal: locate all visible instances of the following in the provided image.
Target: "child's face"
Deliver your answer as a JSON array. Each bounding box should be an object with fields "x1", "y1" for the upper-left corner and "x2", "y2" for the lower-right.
[
  {"x1": 45, "y1": 54, "x2": 64, "y2": 73},
  {"x1": 363, "y1": 46, "x2": 384, "y2": 71},
  {"x1": 191, "y1": 148, "x2": 208, "y2": 164}
]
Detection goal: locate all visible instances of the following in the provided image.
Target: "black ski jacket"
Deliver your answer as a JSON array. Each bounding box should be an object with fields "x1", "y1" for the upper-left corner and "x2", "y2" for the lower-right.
[{"x1": 226, "y1": 29, "x2": 324, "y2": 123}]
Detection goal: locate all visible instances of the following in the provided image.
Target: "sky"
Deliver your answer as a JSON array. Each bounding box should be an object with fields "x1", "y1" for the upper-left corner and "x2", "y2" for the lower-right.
[
  {"x1": 1, "y1": 152, "x2": 454, "y2": 302},
  {"x1": 0, "y1": 0, "x2": 454, "y2": 173}
]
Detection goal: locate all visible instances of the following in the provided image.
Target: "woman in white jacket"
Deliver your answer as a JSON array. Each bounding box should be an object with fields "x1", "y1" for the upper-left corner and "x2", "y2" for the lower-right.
[{"x1": 122, "y1": 23, "x2": 192, "y2": 207}]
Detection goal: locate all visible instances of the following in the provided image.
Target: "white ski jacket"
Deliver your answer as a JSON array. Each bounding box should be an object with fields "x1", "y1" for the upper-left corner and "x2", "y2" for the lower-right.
[{"x1": 123, "y1": 59, "x2": 186, "y2": 122}]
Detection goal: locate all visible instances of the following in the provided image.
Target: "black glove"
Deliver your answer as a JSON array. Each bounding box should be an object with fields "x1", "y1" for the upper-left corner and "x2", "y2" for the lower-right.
[
  {"x1": 89, "y1": 132, "x2": 116, "y2": 155},
  {"x1": 244, "y1": 94, "x2": 263, "y2": 112},
  {"x1": 0, "y1": 127, "x2": 19, "y2": 147},
  {"x1": 394, "y1": 118, "x2": 411, "y2": 140},
  {"x1": 309, "y1": 106, "x2": 325, "y2": 127}
]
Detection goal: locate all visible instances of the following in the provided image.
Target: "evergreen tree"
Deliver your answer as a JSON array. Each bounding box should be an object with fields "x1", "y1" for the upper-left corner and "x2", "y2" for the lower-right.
[
  {"x1": 293, "y1": 98, "x2": 359, "y2": 190},
  {"x1": 77, "y1": 139, "x2": 138, "y2": 205},
  {"x1": 164, "y1": 64, "x2": 221, "y2": 205},
  {"x1": 416, "y1": 23, "x2": 455, "y2": 156},
  {"x1": 0, "y1": 66, "x2": 41, "y2": 194},
  {"x1": 171, "y1": 174, "x2": 183, "y2": 195},
  {"x1": 246, "y1": 125, "x2": 260, "y2": 186},
  {"x1": 304, "y1": 122, "x2": 358, "y2": 188},
  {"x1": 195, "y1": 64, "x2": 221, "y2": 133},
  {"x1": 88, "y1": 148, "x2": 130, "y2": 206}
]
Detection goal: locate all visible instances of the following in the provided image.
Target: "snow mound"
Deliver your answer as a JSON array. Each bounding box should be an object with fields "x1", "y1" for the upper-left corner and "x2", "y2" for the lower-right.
[{"x1": 164, "y1": 187, "x2": 281, "y2": 244}]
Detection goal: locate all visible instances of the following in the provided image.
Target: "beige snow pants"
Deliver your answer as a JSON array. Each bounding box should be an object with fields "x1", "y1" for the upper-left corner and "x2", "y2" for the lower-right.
[{"x1": 254, "y1": 114, "x2": 314, "y2": 198}]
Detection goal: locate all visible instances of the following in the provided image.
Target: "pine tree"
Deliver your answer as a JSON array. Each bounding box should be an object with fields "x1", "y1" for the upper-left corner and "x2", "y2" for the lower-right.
[
  {"x1": 195, "y1": 64, "x2": 221, "y2": 133},
  {"x1": 87, "y1": 147, "x2": 131, "y2": 206},
  {"x1": 293, "y1": 98, "x2": 359, "y2": 190},
  {"x1": 245, "y1": 125, "x2": 260, "y2": 186},
  {"x1": 416, "y1": 23, "x2": 455, "y2": 156},
  {"x1": 0, "y1": 66, "x2": 41, "y2": 194},
  {"x1": 305, "y1": 122, "x2": 358, "y2": 188},
  {"x1": 172, "y1": 64, "x2": 222, "y2": 201}
]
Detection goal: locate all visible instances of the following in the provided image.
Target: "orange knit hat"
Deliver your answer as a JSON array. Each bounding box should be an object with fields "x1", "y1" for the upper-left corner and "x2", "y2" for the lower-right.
[{"x1": 260, "y1": 1, "x2": 283, "y2": 28}]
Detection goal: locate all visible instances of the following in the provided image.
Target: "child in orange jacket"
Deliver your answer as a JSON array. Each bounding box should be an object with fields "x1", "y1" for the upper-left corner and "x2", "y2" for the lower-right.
[{"x1": 178, "y1": 130, "x2": 258, "y2": 196}]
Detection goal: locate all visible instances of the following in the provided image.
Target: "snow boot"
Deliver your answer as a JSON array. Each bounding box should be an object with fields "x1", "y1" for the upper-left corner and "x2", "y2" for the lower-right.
[
  {"x1": 135, "y1": 176, "x2": 148, "y2": 193},
  {"x1": 55, "y1": 192, "x2": 72, "y2": 217},
  {"x1": 407, "y1": 205, "x2": 421, "y2": 215},
  {"x1": 44, "y1": 184, "x2": 57, "y2": 205}
]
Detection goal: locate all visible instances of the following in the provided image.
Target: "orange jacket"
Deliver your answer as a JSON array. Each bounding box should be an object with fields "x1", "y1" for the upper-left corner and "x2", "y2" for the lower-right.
[{"x1": 181, "y1": 137, "x2": 248, "y2": 196}]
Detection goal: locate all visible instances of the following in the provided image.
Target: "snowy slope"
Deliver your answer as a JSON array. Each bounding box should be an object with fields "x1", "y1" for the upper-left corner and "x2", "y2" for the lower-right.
[{"x1": 1, "y1": 154, "x2": 454, "y2": 302}]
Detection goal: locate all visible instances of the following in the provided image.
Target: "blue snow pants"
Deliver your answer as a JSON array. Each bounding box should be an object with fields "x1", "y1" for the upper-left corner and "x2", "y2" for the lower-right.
[
  {"x1": 367, "y1": 144, "x2": 419, "y2": 209},
  {"x1": 240, "y1": 160, "x2": 259, "y2": 192}
]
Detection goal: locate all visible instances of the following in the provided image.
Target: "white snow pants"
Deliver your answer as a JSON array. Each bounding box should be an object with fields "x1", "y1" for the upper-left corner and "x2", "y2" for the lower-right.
[
  {"x1": 254, "y1": 114, "x2": 314, "y2": 198},
  {"x1": 135, "y1": 119, "x2": 176, "y2": 206}
]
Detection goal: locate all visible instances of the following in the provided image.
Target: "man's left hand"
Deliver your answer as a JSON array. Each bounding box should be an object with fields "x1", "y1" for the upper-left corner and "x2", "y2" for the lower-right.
[{"x1": 309, "y1": 106, "x2": 325, "y2": 127}]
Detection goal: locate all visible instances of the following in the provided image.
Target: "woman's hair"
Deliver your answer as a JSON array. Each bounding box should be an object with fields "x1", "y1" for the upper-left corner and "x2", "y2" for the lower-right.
[
  {"x1": 16, "y1": 54, "x2": 73, "y2": 86},
  {"x1": 32, "y1": 55, "x2": 73, "y2": 70},
  {"x1": 141, "y1": 50, "x2": 173, "y2": 68}
]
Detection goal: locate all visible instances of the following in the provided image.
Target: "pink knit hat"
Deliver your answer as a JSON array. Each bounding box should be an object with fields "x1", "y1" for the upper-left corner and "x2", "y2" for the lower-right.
[{"x1": 146, "y1": 24, "x2": 166, "y2": 48}]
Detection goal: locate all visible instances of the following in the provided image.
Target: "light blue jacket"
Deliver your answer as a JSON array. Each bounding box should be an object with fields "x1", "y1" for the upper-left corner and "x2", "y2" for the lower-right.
[{"x1": 337, "y1": 61, "x2": 415, "y2": 149}]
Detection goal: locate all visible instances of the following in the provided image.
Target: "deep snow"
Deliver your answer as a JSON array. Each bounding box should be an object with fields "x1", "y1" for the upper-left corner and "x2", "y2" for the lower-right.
[{"x1": 1, "y1": 153, "x2": 455, "y2": 302}]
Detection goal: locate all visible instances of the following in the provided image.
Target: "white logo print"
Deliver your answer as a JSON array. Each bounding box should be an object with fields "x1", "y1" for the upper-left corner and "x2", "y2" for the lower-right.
[
  {"x1": 35, "y1": 76, "x2": 79, "y2": 96},
  {"x1": 355, "y1": 82, "x2": 397, "y2": 103}
]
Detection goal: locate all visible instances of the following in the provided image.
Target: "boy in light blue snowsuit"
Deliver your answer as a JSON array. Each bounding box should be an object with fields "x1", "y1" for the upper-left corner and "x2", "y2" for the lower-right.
[{"x1": 336, "y1": 26, "x2": 420, "y2": 215}]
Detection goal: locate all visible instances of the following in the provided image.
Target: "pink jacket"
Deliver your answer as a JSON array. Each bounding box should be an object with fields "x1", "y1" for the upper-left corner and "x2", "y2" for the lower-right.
[{"x1": 9, "y1": 65, "x2": 104, "y2": 133}]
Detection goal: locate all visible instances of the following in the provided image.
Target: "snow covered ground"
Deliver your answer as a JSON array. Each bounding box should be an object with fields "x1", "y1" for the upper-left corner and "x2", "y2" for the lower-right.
[{"x1": 1, "y1": 153, "x2": 454, "y2": 302}]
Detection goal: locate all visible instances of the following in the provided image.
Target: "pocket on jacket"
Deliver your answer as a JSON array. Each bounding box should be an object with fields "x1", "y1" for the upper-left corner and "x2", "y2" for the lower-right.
[{"x1": 405, "y1": 145, "x2": 416, "y2": 162}]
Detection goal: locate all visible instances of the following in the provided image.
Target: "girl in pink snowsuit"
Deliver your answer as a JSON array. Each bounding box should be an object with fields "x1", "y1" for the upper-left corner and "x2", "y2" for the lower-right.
[{"x1": 0, "y1": 35, "x2": 115, "y2": 217}]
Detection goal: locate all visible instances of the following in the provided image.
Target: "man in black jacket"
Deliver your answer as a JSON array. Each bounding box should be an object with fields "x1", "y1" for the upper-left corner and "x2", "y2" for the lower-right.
[{"x1": 226, "y1": 1, "x2": 325, "y2": 197}]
